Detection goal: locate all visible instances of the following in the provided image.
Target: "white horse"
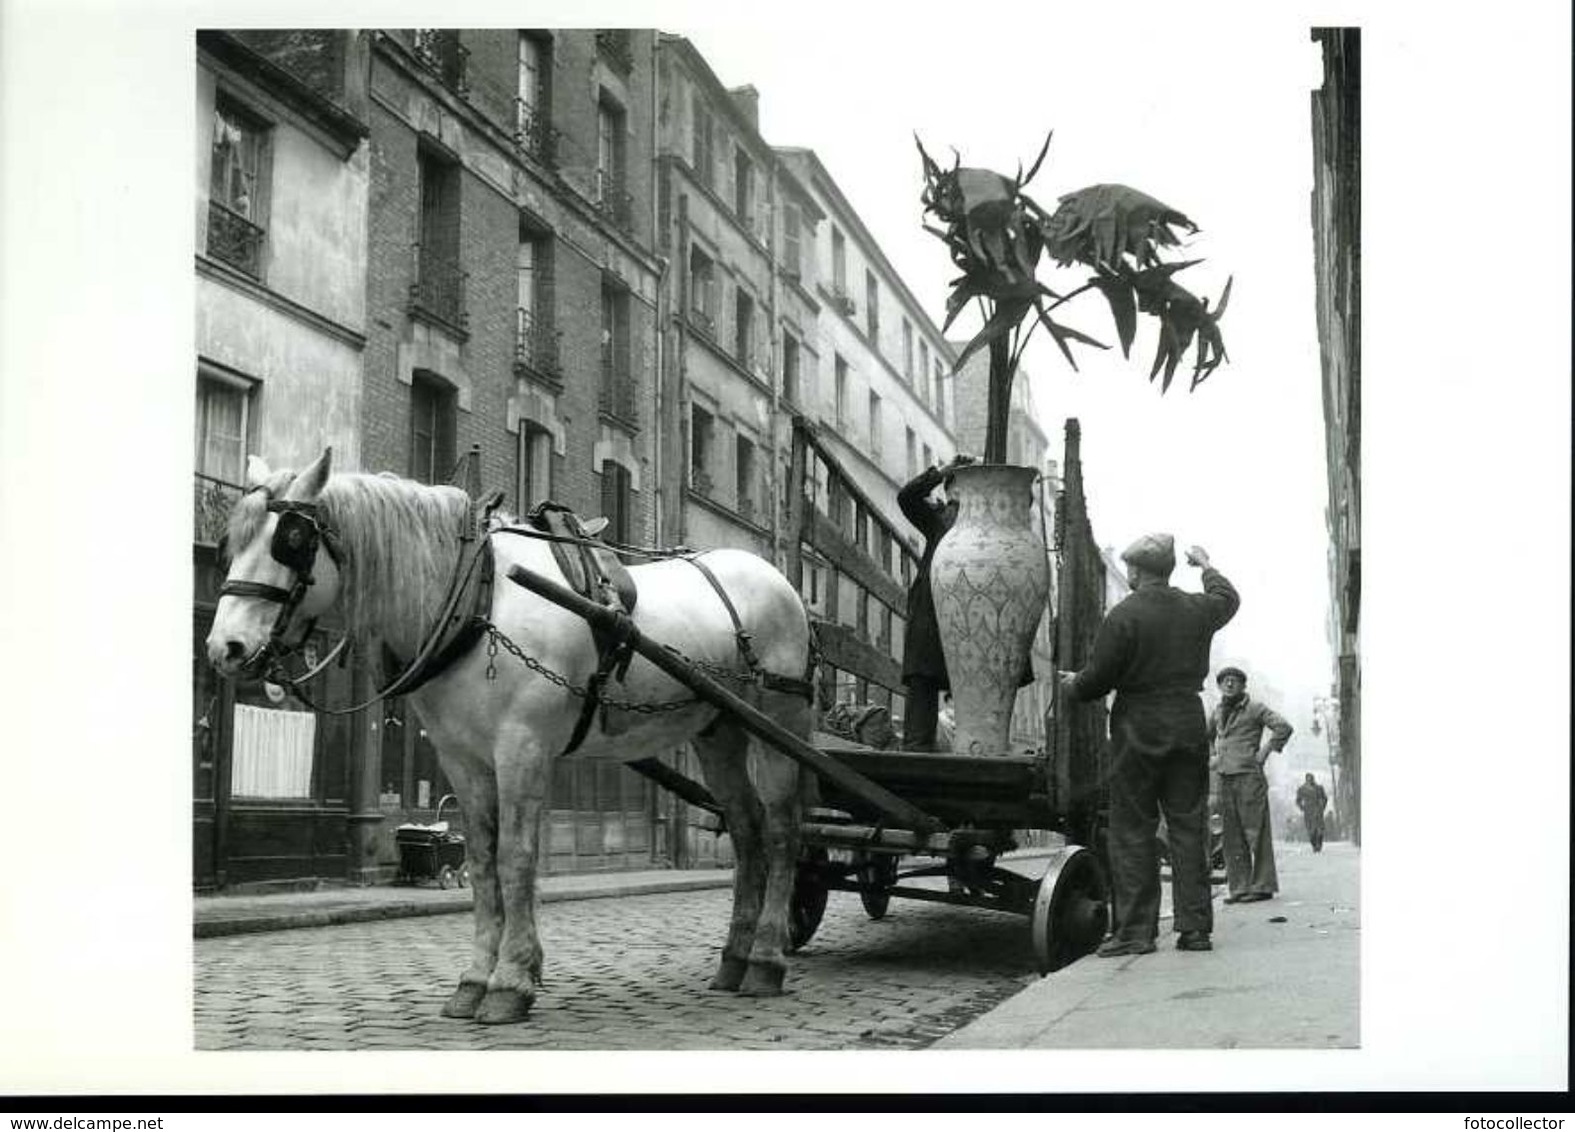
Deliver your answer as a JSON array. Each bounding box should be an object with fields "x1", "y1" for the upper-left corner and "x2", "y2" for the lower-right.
[{"x1": 205, "y1": 448, "x2": 813, "y2": 1024}]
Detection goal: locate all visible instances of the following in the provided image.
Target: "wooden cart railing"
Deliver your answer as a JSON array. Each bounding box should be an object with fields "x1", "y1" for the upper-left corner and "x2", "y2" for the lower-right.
[{"x1": 782, "y1": 415, "x2": 918, "y2": 714}]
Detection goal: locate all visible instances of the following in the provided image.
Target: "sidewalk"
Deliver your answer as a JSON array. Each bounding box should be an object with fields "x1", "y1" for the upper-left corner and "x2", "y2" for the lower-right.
[
  {"x1": 194, "y1": 866, "x2": 736, "y2": 938},
  {"x1": 935, "y1": 840, "x2": 1360, "y2": 1049}
]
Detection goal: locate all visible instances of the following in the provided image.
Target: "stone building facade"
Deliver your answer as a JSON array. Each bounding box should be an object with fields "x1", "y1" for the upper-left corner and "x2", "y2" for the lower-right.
[
  {"x1": 193, "y1": 30, "x2": 373, "y2": 891},
  {"x1": 1311, "y1": 26, "x2": 1360, "y2": 844}
]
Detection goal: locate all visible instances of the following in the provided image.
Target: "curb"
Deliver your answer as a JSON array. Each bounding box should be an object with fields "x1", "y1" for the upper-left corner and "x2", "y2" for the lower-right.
[{"x1": 194, "y1": 871, "x2": 736, "y2": 939}]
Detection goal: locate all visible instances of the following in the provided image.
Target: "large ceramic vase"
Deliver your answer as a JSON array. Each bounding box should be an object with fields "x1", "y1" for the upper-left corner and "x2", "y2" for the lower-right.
[{"x1": 930, "y1": 463, "x2": 1049, "y2": 756}]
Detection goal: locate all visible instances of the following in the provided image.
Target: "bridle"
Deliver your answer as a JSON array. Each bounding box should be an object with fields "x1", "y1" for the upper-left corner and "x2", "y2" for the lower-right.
[{"x1": 217, "y1": 490, "x2": 345, "y2": 677}]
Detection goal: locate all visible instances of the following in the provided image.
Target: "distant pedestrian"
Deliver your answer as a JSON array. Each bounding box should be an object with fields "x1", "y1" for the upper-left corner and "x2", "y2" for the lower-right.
[
  {"x1": 897, "y1": 454, "x2": 973, "y2": 750},
  {"x1": 1296, "y1": 772, "x2": 1329, "y2": 852},
  {"x1": 1059, "y1": 537, "x2": 1239, "y2": 956},
  {"x1": 1209, "y1": 667, "x2": 1294, "y2": 902}
]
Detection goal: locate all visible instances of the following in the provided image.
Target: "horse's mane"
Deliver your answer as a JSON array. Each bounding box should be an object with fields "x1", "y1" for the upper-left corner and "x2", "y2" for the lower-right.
[
  {"x1": 228, "y1": 469, "x2": 472, "y2": 649},
  {"x1": 322, "y1": 473, "x2": 472, "y2": 646}
]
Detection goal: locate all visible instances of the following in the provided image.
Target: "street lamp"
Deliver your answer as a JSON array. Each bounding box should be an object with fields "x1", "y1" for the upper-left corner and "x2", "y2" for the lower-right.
[{"x1": 1311, "y1": 694, "x2": 1341, "y2": 832}]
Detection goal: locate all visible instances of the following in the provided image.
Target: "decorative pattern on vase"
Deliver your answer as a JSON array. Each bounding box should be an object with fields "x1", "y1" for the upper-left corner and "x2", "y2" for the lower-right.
[{"x1": 929, "y1": 463, "x2": 1049, "y2": 756}]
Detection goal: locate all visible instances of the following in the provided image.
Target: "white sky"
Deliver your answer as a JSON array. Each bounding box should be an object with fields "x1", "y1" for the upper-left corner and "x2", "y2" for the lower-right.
[
  {"x1": 685, "y1": 17, "x2": 1334, "y2": 722},
  {"x1": 0, "y1": 0, "x2": 1569, "y2": 1096}
]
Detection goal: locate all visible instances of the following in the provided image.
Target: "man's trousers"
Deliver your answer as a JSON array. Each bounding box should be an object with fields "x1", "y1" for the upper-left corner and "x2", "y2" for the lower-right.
[
  {"x1": 902, "y1": 676, "x2": 942, "y2": 751},
  {"x1": 1106, "y1": 730, "x2": 1214, "y2": 943},
  {"x1": 1220, "y1": 770, "x2": 1280, "y2": 896}
]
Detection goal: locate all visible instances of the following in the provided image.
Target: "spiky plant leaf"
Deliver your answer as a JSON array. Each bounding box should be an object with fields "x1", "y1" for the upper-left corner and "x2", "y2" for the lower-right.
[{"x1": 953, "y1": 298, "x2": 1032, "y2": 372}]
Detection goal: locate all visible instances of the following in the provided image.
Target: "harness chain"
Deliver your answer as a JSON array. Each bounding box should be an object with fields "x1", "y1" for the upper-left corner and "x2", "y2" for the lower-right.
[{"x1": 483, "y1": 622, "x2": 781, "y2": 715}]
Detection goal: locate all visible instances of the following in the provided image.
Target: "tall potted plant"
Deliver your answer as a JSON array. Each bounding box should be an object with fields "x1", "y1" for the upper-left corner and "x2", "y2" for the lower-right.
[{"x1": 918, "y1": 132, "x2": 1232, "y2": 756}]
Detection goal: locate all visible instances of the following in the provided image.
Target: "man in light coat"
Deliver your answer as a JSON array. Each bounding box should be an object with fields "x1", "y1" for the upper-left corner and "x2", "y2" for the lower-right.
[{"x1": 1209, "y1": 667, "x2": 1294, "y2": 902}]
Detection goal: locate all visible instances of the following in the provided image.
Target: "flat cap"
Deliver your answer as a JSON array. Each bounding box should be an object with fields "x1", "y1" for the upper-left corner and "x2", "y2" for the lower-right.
[
  {"x1": 1216, "y1": 666, "x2": 1248, "y2": 685},
  {"x1": 1120, "y1": 532, "x2": 1176, "y2": 575}
]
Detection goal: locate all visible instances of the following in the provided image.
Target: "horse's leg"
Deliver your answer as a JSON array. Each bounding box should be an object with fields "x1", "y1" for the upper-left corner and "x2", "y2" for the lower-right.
[
  {"x1": 739, "y1": 694, "x2": 811, "y2": 997},
  {"x1": 475, "y1": 732, "x2": 552, "y2": 1025},
  {"x1": 692, "y1": 718, "x2": 767, "y2": 992},
  {"x1": 437, "y1": 759, "x2": 499, "y2": 1019}
]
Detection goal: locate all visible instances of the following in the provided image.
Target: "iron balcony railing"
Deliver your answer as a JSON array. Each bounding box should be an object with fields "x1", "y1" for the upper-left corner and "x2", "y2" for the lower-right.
[
  {"x1": 513, "y1": 99, "x2": 559, "y2": 167},
  {"x1": 595, "y1": 30, "x2": 634, "y2": 74},
  {"x1": 412, "y1": 30, "x2": 469, "y2": 95},
  {"x1": 408, "y1": 243, "x2": 468, "y2": 331},
  {"x1": 194, "y1": 473, "x2": 244, "y2": 546},
  {"x1": 514, "y1": 308, "x2": 562, "y2": 381},
  {"x1": 594, "y1": 169, "x2": 635, "y2": 235},
  {"x1": 206, "y1": 202, "x2": 265, "y2": 278},
  {"x1": 599, "y1": 356, "x2": 638, "y2": 426},
  {"x1": 829, "y1": 284, "x2": 857, "y2": 318}
]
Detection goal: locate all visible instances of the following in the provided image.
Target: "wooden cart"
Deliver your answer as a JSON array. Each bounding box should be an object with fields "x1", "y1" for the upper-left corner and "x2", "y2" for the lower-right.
[{"x1": 507, "y1": 418, "x2": 1117, "y2": 975}]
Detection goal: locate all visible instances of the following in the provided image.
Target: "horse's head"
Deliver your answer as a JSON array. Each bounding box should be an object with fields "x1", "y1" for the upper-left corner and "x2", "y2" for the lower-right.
[{"x1": 206, "y1": 447, "x2": 344, "y2": 679}]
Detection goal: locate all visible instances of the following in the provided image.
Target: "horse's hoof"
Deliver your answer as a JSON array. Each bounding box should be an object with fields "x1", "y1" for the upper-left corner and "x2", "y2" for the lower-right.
[
  {"x1": 739, "y1": 962, "x2": 786, "y2": 997},
  {"x1": 709, "y1": 955, "x2": 749, "y2": 992},
  {"x1": 475, "y1": 987, "x2": 535, "y2": 1025},
  {"x1": 440, "y1": 982, "x2": 488, "y2": 1019}
]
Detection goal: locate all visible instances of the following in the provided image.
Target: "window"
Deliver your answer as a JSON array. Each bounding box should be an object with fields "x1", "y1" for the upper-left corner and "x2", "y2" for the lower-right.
[
  {"x1": 409, "y1": 371, "x2": 456, "y2": 484},
  {"x1": 413, "y1": 148, "x2": 463, "y2": 328},
  {"x1": 868, "y1": 392, "x2": 883, "y2": 459},
  {"x1": 690, "y1": 404, "x2": 715, "y2": 494},
  {"x1": 515, "y1": 224, "x2": 559, "y2": 378},
  {"x1": 516, "y1": 33, "x2": 553, "y2": 163},
  {"x1": 903, "y1": 320, "x2": 914, "y2": 381},
  {"x1": 691, "y1": 95, "x2": 714, "y2": 191},
  {"x1": 735, "y1": 435, "x2": 758, "y2": 520},
  {"x1": 600, "y1": 460, "x2": 632, "y2": 544},
  {"x1": 734, "y1": 288, "x2": 755, "y2": 368},
  {"x1": 600, "y1": 280, "x2": 634, "y2": 423},
  {"x1": 906, "y1": 427, "x2": 918, "y2": 478},
  {"x1": 196, "y1": 370, "x2": 251, "y2": 486},
  {"x1": 920, "y1": 341, "x2": 931, "y2": 397},
  {"x1": 595, "y1": 94, "x2": 631, "y2": 231},
  {"x1": 783, "y1": 202, "x2": 802, "y2": 279},
  {"x1": 864, "y1": 271, "x2": 880, "y2": 342},
  {"x1": 781, "y1": 331, "x2": 800, "y2": 405},
  {"x1": 933, "y1": 361, "x2": 947, "y2": 425},
  {"x1": 922, "y1": 442, "x2": 932, "y2": 473},
  {"x1": 413, "y1": 30, "x2": 468, "y2": 93},
  {"x1": 834, "y1": 355, "x2": 848, "y2": 428},
  {"x1": 688, "y1": 245, "x2": 717, "y2": 337},
  {"x1": 734, "y1": 147, "x2": 754, "y2": 229},
  {"x1": 207, "y1": 94, "x2": 269, "y2": 276},
  {"x1": 516, "y1": 421, "x2": 553, "y2": 511},
  {"x1": 831, "y1": 228, "x2": 847, "y2": 292}
]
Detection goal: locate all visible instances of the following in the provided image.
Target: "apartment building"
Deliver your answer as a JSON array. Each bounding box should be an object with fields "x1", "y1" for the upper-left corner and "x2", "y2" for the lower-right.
[
  {"x1": 193, "y1": 30, "x2": 373, "y2": 890},
  {"x1": 774, "y1": 148, "x2": 959, "y2": 694},
  {"x1": 360, "y1": 28, "x2": 665, "y2": 877}
]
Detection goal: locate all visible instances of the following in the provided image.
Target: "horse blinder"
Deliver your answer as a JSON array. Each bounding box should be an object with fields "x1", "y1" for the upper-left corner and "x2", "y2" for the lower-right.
[{"x1": 270, "y1": 506, "x2": 321, "y2": 580}]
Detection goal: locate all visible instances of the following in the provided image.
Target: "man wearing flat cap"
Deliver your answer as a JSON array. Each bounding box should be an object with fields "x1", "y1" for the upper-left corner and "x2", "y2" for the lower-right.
[
  {"x1": 1209, "y1": 666, "x2": 1294, "y2": 901},
  {"x1": 1059, "y1": 535, "x2": 1239, "y2": 955}
]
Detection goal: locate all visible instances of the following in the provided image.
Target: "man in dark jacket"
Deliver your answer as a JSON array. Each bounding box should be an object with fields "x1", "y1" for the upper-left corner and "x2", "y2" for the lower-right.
[
  {"x1": 897, "y1": 454, "x2": 973, "y2": 750},
  {"x1": 1296, "y1": 772, "x2": 1329, "y2": 852},
  {"x1": 1210, "y1": 667, "x2": 1293, "y2": 900},
  {"x1": 1059, "y1": 536, "x2": 1240, "y2": 955}
]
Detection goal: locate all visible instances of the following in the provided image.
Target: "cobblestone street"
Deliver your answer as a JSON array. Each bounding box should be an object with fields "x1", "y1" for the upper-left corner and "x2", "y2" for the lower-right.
[{"x1": 195, "y1": 880, "x2": 1055, "y2": 1050}]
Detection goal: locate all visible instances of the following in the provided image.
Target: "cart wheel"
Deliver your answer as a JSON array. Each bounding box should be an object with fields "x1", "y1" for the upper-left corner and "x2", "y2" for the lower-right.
[
  {"x1": 457, "y1": 863, "x2": 470, "y2": 888},
  {"x1": 789, "y1": 847, "x2": 830, "y2": 953},
  {"x1": 437, "y1": 864, "x2": 457, "y2": 890},
  {"x1": 1031, "y1": 845, "x2": 1110, "y2": 975},
  {"x1": 855, "y1": 850, "x2": 897, "y2": 920}
]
